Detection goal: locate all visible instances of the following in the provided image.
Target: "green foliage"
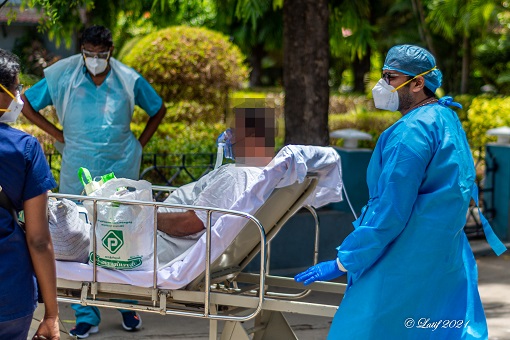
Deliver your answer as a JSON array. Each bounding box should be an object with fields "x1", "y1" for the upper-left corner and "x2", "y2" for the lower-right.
[
  {"x1": 135, "y1": 120, "x2": 226, "y2": 185},
  {"x1": 21, "y1": 0, "x2": 95, "y2": 48},
  {"x1": 329, "y1": 94, "x2": 374, "y2": 114},
  {"x1": 474, "y1": 37, "x2": 510, "y2": 94},
  {"x1": 150, "y1": 0, "x2": 217, "y2": 27},
  {"x1": 19, "y1": 73, "x2": 42, "y2": 87},
  {"x1": 122, "y1": 26, "x2": 249, "y2": 124},
  {"x1": 329, "y1": 0, "x2": 374, "y2": 60},
  {"x1": 11, "y1": 29, "x2": 61, "y2": 77},
  {"x1": 136, "y1": 121, "x2": 226, "y2": 154},
  {"x1": 14, "y1": 123, "x2": 58, "y2": 154},
  {"x1": 235, "y1": 0, "x2": 272, "y2": 28},
  {"x1": 451, "y1": 94, "x2": 475, "y2": 122},
  {"x1": 464, "y1": 96, "x2": 510, "y2": 150},
  {"x1": 13, "y1": 82, "x2": 510, "y2": 185},
  {"x1": 115, "y1": 35, "x2": 145, "y2": 62},
  {"x1": 15, "y1": 120, "x2": 225, "y2": 186}
]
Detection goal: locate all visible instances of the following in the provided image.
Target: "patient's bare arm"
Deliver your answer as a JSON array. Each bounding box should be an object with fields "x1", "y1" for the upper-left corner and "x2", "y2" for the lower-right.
[{"x1": 157, "y1": 211, "x2": 205, "y2": 237}]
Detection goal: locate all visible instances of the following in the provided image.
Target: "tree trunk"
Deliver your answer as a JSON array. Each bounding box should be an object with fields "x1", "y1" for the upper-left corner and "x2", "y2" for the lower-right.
[
  {"x1": 249, "y1": 43, "x2": 265, "y2": 87},
  {"x1": 352, "y1": 46, "x2": 371, "y2": 94},
  {"x1": 283, "y1": 0, "x2": 329, "y2": 146},
  {"x1": 460, "y1": 34, "x2": 470, "y2": 94}
]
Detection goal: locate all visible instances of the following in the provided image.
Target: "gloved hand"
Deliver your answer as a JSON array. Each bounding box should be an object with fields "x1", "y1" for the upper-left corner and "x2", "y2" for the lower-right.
[{"x1": 294, "y1": 259, "x2": 346, "y2": 286}]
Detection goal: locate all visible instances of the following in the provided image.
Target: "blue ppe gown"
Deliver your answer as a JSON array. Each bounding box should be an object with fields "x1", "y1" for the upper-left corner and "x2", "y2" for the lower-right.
[{"x1": 331, "y1": 99, "x2": 506, "y2": 339}]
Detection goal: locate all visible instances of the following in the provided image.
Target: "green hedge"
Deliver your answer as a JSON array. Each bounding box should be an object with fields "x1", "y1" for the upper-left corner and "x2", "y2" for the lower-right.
[
  {"x1": 122, "y1": 26, "x2": 248, "y2": 124},
  {"x1": 133, "y1": 121, "x2": 226, "y2": 154},
  {"x1": 463, "y1": 95, "x2": 510, "y2": 150},
  {"x1": 13, "y1": 93, "x2": 510, "y2": 176}
]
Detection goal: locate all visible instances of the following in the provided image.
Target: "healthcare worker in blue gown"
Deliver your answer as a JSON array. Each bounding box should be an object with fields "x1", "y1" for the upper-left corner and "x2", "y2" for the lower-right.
[
  {"x1": 21, "y1": 25, "x2": 166, "y2": 338},
  {"x1": 295, "y1": 45, "x2": 507, "y2": 339}
]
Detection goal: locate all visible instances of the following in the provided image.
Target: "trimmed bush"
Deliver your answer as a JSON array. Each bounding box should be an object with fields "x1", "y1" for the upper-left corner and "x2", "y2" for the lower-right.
[
  {"x1": 122, "y1": 26, "x2": 249, "y2": 124},
  {"x1": 329, "y1": 95, "x2": 374, "y2": 114},
  {"x1": 464, "y1": 95, "x2": 510, "y2": 150},
  {"x1": 133, "y1": 121, "x2": 226, "y2": 154}
]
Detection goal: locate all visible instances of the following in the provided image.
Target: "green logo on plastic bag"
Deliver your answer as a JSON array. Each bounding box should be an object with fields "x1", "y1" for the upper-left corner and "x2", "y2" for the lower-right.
[
  {"x1": 89, "y1": 254, "x2": 143, "y2": 269},
  {"x1": 102, "y1": 230, "x2": 124, "y2": 254}
]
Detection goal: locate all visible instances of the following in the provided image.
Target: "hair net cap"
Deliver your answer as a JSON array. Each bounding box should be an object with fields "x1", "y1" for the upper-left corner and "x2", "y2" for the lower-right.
[{"x1": 382, "y1": 45, "x2": 442, "y2": 93}]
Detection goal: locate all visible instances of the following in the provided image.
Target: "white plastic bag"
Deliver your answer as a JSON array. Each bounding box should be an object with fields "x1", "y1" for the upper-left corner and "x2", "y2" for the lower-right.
[
  {"x1": 48, "y1": 198, "x2": 90, "y2": 263},
  {"x1": 84, "y1": 178, "x2": 156, "y2": 271}
]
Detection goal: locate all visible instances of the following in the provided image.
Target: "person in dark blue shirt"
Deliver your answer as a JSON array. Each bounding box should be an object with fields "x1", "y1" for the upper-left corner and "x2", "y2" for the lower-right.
[{"x1": 0, "y1": 48, "x2": 59, "y2": 339}]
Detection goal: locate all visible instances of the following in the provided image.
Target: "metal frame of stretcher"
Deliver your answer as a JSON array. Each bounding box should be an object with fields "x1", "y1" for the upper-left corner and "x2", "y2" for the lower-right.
[{"x1": 52, "y1": 174, "x2": 347, "y2": 339}]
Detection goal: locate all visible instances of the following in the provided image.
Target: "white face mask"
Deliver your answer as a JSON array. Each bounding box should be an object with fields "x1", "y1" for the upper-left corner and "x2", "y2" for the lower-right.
[
  {"x1": 0, "y1": 90, "x2": 24, "y2": 123},
  {"x1": 372, "y1": 79, "x2": 399, "y2": 112},
  {"x1": 84, "y1": 57, "x2": 108, "y2": 76}
]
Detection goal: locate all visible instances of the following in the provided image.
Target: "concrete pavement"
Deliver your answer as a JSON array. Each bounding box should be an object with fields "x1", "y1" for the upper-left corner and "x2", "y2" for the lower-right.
[
  {"x1": 473, "y1": 240, "x2": 510, "y2": 340},
  {"x1": 29, "y1": 239, "x2": 510, "y2": 339}
]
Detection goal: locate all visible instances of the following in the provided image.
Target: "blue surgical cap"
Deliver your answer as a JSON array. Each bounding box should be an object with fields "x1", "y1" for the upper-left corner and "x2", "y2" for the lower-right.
[{"x1": 382, "y1": 45, "x2": 442, "y2": 93}]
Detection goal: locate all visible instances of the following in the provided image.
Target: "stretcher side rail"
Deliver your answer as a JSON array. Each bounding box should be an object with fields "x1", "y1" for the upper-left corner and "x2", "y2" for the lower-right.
[{"x1": 50, "y1": 191, "x2": 269, "y2": 323}]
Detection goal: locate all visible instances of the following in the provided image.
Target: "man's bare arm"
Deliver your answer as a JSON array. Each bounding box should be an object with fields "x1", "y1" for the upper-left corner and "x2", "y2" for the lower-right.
[
  {"x1": 157, "y1": 210, "x2": 204, "y2": 237},
  {"x1": 138, "y1": 103, "x2": 166, "y2": 148},
  {"x1": 21, "y1": 94, "x2": 64, "y2": 143}
]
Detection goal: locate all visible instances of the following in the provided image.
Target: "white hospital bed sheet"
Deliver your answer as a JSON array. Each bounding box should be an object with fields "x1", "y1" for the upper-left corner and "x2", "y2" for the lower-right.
[{"x1": 56, "y1": 145, "x2": 344, "y2": 289}]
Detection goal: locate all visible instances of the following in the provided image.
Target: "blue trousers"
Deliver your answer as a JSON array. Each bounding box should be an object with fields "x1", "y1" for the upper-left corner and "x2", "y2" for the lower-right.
[
  {"x1": 0, "y1": 313, "x2": 32, "y2": 340},
  {"x1": 72, "y1": 304, "x2": 133, "y2": 326}
]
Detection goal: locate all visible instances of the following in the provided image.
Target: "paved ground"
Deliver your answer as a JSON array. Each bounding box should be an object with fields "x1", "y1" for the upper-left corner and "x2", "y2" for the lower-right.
[{"x1": 29, "y1": 239, "x2": 510, "y2": 340}]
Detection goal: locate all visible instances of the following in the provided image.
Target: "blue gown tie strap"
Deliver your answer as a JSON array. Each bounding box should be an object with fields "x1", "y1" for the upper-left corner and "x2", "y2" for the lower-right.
[{"x1": 471, "y1": 183, "x2": 507, "y2": 256}]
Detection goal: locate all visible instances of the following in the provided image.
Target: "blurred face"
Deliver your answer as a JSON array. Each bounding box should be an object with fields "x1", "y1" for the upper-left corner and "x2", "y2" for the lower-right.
[{"x1": 233, "y1": 108, "x2": 275, "y2": 167}]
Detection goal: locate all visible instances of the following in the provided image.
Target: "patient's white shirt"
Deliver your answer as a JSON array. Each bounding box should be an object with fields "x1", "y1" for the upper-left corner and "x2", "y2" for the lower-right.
[{"x1": 157, "y1": 164, "x2": 263, "y2": 265}]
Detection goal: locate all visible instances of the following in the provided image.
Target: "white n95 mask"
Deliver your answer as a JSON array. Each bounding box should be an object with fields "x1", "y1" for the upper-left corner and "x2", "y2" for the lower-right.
[
  {"x1": 84, "y1": 57, "x2": 108, "y2": 76},
  {"x1": 372, "y1": 79, "x2": 399, "y2": 112},
  {"x1": 0, "y1": 90, "x2": 24, "y2": 123}
]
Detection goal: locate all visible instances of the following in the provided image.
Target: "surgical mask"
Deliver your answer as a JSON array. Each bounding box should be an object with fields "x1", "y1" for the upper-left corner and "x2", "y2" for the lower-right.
[
  {"x1": 84, "y1": 56, "x2": 108, "y2": 76},
  {"x1": 372, "y1": 79, "x2": 399, "y2": 112},
  {"x1": 0, "y1": 84, "x2": 24, "y2": 123},
  {"x1": 373, "y1": 66, "x2": 439, "y2": 111}
]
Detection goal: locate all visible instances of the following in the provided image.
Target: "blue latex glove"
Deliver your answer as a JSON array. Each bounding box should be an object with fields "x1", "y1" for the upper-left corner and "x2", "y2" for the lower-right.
[{"x1": 294, "y1": 260, "x2": 346, "y2": 286}]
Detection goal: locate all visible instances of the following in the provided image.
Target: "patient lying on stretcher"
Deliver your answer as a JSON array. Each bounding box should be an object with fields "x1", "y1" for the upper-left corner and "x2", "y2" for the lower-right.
[
  {"x1": 156, "y1": 163, "x2": 265, "y2": 264},
  {"x1": 50, "y1": 152, "x2": 272, "y2": 266}
]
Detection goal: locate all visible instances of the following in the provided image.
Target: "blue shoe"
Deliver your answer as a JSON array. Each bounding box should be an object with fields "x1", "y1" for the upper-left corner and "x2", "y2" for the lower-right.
[
  {"x1": 121, "y1": 311, "x2": 142, "y2": 331},
  {"x1": 69, "y1": 323, "x2": 99, "y2": 338}
]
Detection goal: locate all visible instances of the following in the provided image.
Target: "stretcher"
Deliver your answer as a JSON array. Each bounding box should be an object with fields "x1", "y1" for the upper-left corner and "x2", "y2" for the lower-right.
[{"x1": 52, "y1": 145, "x2": 349, "y2": 339}]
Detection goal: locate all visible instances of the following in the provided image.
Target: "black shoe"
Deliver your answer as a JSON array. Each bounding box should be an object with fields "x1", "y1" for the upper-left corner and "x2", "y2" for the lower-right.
[
  {"x1": 69, "y1": 323, "x2": 99, "y2": 338},
  {"x1": 121, "y1": 311, "x2": 142, "y2": 331}
]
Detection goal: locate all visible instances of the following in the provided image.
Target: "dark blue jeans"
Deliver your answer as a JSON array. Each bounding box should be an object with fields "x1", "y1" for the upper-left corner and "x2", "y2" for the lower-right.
[{"x1": 0, "y1": 313, "x2": 33, "y2": 340}]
